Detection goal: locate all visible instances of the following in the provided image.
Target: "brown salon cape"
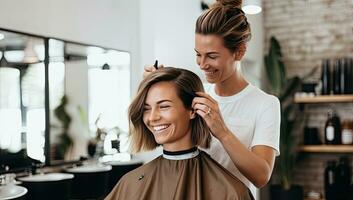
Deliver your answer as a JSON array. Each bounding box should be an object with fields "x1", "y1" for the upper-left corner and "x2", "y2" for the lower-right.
[{"x1": 105, "y1": 149, "x2": 253, "y2": 200}]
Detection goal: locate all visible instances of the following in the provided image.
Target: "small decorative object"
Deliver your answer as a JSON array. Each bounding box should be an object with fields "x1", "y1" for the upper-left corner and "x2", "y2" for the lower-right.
[
  {"x1": 138, "y1": 174, "x2": 144, "y2": 181},
  {"x1": 88, "y1": 115, "x2": 125, "y2": 158},
  {"x1": 87, "y1": 115, "x2": 105, "y2": 158}
]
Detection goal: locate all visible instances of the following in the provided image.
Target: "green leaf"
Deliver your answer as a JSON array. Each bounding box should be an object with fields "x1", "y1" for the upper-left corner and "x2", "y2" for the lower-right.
[{"x1": 264, "y1": 37, "x2": 287, "y2": 96}]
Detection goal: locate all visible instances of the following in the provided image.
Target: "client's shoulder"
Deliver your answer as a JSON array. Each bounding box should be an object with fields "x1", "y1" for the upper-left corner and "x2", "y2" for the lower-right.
[
  {"x1": 198, "y1": 151, "x2": 253, "y2": 199},
  {"x1": 118, "y1": 156, "x2": 162, "y2": 182}
]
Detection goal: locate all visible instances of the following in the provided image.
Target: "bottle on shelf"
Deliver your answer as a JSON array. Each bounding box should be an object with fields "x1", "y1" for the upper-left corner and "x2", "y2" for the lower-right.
[
  {"x1": 324, "y1": 160, "x2": 336, "y2": 200},
  {"x1": 321, "y1": 59, "x2": 331, "y2": 95},
  {"x1": 339, "y1": 58, "x2": 346, "y2": 94},
  {"x1": 333, "y1": 59, "x2": 341, "y2": 94},
  {"x1": 335, "y1": 157, "x2": 351, "y2": 200},
  {"x1": 324, "y1": 110, "x2": 341, "y2": 145},
  {"x1": 344, "y1": 57, "x2": 353, "y2": 94}
]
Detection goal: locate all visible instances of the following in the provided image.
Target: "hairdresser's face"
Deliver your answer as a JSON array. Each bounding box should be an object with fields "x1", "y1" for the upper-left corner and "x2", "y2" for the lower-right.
[
  {"x1": 195, "y1": 34, "x2": 237, "y2": 84},
  {"x1": 143, "y1": 81, "x2": 194, "y2": 151}
]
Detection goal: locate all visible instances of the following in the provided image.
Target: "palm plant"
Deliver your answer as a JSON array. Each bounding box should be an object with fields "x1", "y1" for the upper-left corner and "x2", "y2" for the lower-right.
[{"x1": 264, "y1": 36, "x2": 301, "y2": 190}]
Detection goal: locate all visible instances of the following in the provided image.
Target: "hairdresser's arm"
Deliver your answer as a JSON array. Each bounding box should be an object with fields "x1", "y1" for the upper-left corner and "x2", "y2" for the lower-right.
[
  {"x1": 219, "y1": 133, "x2": 275, "y2": 188},
  {"x1": 193, "y1": 92, "x2": 276, "y2": 188}
]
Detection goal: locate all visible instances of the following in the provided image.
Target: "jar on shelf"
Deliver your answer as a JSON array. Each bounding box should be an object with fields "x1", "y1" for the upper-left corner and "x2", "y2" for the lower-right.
[{"x1": 341, "y1": 120, "x2": 353, "y2": 145}]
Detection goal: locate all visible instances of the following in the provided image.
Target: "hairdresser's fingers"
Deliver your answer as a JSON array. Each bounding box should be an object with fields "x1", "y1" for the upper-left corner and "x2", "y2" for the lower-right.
[
  {"x1": 195, "y1": 108, "x2": 207, "y2": 118},
  {"x1": 157, "y1": 64, "x2": 165, "y2": 69},
  {"x1": 143, "y1": 64, "x2": 166, "y2": 78},
  {"x1": 144, "y1": 65, "x2": 155, "y2": 72},
  {"x1": 193, "y1": 103, "x2": 209, "y2": 114},
  {"x1": 195, "y1": 92, "x2": 218, "y2": 104},
  {"x1": 143, "y1": 65, "x2": 156, "y2": 78},
  {"x1": 192, "y1": 97, "x2": 216, "y2": 112}
]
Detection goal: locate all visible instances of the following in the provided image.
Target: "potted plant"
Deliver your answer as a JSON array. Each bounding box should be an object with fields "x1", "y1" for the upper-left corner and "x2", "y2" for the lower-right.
[
  {"x1": 53, "y1": 95, "x2": 73, "y2": 160},
  {"x1": 264, "y1": 36, "x2": 303, "y2": 200}
]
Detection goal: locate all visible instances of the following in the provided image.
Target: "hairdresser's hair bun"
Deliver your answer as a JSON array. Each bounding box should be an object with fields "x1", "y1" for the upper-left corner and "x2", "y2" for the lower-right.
[{"x1": 215, "y1": 0, "x2": 242, "y2": 8}]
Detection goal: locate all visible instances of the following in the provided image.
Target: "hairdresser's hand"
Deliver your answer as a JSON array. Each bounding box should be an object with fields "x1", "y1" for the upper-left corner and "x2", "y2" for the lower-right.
[
  {"x1": 192, "y1": 92, "x2": 230, "y2": 140},
  {"x1": 143, "y1": 64, "x2": 165, "y2": 78}
]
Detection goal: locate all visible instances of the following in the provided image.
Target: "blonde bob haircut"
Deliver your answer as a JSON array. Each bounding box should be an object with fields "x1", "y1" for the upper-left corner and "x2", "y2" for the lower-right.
[{"x1": 128, "y1": 67, "x2": 211, "y2": 152}]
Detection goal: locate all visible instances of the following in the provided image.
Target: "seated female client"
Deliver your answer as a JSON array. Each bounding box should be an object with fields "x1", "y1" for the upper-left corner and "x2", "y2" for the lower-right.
[{"x1": 105, "y1": 67, "x2": 253, "y2": 200}]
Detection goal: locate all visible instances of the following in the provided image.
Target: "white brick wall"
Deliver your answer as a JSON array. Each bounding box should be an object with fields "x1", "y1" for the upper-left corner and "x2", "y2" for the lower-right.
[
  {"x1": 263, "y1": 0, "x2": 353, "y2": 197},
  {"x1": 264, "y1": 0, "x2": 353, "y2": 79}
]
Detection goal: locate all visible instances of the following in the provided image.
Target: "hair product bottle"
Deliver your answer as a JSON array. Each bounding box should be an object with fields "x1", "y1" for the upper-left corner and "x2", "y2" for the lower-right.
[
  {"x1": 325, "y1": 111, "x2": 341, "y2": 145},
  {"x1": 335, "y1": 157, "x2": 351, "y2": 200},
  {"x1": 321, "y1": 59, "x2": 331, "y2": 95},
  {"x1": 324, "y1": 160, "x2": 336, "y2": 200},
  {"x1": 333, "y1": 59, "x2": 341, "y2": 94},
  {"x1": 344, "y1": 57, "x2": 353, "y2": 94}
]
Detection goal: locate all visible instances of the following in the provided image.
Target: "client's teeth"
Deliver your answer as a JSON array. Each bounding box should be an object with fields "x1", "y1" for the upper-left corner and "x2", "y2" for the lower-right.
[{"x1": 154, "y1": 125, "x2": 169, "y2": 131}]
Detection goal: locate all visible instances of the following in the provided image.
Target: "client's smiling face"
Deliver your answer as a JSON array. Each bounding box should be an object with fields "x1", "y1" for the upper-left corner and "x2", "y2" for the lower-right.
[{"x1": 143, "y1": 81, "x2": 194, "y2": 151}]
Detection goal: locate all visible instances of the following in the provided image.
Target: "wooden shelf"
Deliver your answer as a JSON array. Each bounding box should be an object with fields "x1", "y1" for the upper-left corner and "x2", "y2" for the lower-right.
[
  {"x1": 294, "y1": 94, "x2": 353, "y2": 103},
  {"x1": 299, "y1": 145, "x2": 353, "y2": 153}
]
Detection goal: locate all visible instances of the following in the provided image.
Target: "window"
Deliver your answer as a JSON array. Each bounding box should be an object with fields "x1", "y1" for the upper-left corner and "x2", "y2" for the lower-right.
[
  {"x1": 21, "y1": 63, "x2": 46, "y2": 162},
  {"x1": 0, "y1": 68, "x2": 22, "y2": 152}
]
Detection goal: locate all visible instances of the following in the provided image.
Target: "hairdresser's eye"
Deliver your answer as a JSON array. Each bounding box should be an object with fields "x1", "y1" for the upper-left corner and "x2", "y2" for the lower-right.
[
  {"x1": 143, "y1": 106, "x2": 151, "y2": 112},
  {"x1": 209, "y1": 55, "x2": 218, "y2": 59},
  {"x1": 196, "y1": 53, "x2": 201, "y2": 57}
]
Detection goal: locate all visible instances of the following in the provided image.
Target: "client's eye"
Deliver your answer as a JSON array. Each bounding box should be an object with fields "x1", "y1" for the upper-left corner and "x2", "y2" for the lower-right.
[{"x1": 160, "y1": 105, "x2": 170, "y2": 109}]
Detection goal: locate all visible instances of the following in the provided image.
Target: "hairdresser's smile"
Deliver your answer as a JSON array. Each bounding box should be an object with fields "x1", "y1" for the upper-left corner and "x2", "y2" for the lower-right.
[
  {"x1": 195, "y1": 34, "x2": 237, "y2": 84},
  {"x1": 143, "y1": 81, "x2": 194, "y2": 151},
  {"x1": 204, "y1": 69, "x2": 218, "y2": 76}
]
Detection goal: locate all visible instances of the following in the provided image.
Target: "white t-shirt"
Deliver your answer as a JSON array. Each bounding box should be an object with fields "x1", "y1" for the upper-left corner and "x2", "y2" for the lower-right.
[{"x1": 204, "y1": 83, "x2": 280, "y2": 198}]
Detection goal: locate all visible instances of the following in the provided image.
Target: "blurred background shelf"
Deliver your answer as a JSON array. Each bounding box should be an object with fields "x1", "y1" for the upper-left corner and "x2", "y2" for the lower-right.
[
  {"x1": 294, "y1": 95, "x2": 353, "y2": 104},
  {"x1": 299, "y1": 145, "x2": 353, "y2": 153}
]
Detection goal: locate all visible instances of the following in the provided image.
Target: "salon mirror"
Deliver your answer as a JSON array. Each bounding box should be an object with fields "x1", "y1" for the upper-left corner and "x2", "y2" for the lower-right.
[
  {"x1": 0, "y1": 29, "x2": 46, "y2": 170},
  {"x1": 0, "y1": 28, "x2": 131, "y2": 171},
  {"x1": 49, "y1": 41, "x2": 131, "y2": 164}
]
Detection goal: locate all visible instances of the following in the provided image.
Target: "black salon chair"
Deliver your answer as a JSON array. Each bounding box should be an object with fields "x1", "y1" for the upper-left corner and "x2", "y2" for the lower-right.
[
  {"x1": 18, "y1": 173, "x2": 73, "y2": 200},
  {"x1": 65, "y1": 164, "x2": 112, "y2": 200}
]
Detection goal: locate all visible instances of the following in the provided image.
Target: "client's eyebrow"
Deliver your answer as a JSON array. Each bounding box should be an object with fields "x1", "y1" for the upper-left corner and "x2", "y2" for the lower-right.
[
  {"x1": 144, "y1": 100, "x2": 172, "y2": 106},
  {"x1": 156, "y1": 100, "x2": 172, "y2": 104}
]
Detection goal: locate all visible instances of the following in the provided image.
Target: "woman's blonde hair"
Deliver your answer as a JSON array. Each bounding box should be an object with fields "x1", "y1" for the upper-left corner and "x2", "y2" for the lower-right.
[
  {"x1": 128, "y1": 67, "x2": 211, "y2": 152},
  {"x1": 196, "y1": 0, "x2": 251, "y2": 52}
]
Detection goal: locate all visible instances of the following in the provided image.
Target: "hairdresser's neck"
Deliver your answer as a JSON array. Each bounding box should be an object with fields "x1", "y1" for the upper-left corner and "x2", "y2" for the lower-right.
[{"x1": 215, "y1": 68, "x2": 248, "y2": 97}]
